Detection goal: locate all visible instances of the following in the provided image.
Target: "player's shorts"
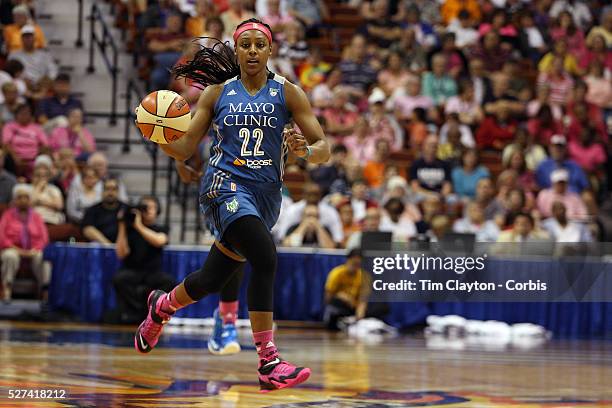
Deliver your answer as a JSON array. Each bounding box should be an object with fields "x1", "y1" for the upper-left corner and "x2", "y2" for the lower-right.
[{"x1": 199, "y1": 168, "x2": 282, "y2": 255}]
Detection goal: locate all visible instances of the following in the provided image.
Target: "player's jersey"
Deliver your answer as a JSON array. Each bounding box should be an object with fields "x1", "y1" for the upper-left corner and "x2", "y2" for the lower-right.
[{"x1": 208, "y1": 72, "x2": 291, "y2": 184}]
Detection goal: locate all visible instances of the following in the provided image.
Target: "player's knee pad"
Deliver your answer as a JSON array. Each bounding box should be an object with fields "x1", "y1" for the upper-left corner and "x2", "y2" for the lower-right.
[
  {"x1": 249, "y1": 248, "x2": 277, "y2": 280},
  {"x1": 223, "y1": 216, "x2": 278, "y2": 311}
]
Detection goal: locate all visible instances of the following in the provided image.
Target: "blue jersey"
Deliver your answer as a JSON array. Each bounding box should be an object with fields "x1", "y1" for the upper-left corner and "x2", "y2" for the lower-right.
[{"x1": 208, "y1": 73, "x2": 291, "y2": 184}]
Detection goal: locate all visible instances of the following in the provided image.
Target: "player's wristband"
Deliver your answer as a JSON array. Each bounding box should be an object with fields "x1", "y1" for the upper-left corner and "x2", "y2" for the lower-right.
[{"x1": 304, "y1": 145, "x2": 312, "y2": 160}]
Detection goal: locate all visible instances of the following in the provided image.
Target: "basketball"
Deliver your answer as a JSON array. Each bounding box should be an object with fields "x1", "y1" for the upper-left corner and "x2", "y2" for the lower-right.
[{"x1": 136, "y1": 90, "x2": 191, "y2": 144}]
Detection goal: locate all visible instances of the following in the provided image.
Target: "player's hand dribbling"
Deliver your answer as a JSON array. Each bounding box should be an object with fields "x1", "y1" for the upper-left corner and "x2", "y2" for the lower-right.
[{"x1": 284, "y1": 128, "x2": 309, "y2": 158}]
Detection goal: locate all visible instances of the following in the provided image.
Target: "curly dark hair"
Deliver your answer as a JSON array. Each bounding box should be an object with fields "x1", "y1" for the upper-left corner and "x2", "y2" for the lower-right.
[{"x1": 171, "y1": 18, "x2": 274, "y2": 88}]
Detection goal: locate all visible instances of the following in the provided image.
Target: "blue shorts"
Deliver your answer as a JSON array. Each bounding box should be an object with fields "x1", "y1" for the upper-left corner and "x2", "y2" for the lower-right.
[{"x1": 199, "y1": 168, "x2": 282, "y2": 253}]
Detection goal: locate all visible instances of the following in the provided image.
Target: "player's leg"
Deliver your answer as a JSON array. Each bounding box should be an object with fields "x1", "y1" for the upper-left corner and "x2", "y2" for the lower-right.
[
  {"x1": 134, "y1": 242, "x2": 244, "y2": 353},
  {"x1": 222, "y1": 216, "x2": 311, "y2": 392},
  {"x1": 209, "y1": 265, "x2": 244, "y2": 355}
]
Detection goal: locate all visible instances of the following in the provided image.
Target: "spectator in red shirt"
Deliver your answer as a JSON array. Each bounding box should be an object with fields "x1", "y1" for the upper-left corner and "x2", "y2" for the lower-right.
[
  {"x1": 566, "y1": 102, "x2": 608, "y2": 144},
  {"x1": 0, "y1": 183, "x2": 50, "y2": 302},
  {"x1": 476, "y1": 101, "x2": 517, "y2": 150},
  {"x1": 580, "y1": 34, "x2": 612, "y2": 75},
  {"x1": 526, "y1": 104, "x2": 563, "y2": 145}
]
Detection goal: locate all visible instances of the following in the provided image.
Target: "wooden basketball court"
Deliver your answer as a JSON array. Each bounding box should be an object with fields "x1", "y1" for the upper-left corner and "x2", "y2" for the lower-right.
[{"x1": 0, "y1": 321, "x2": 610, "y2": 407}]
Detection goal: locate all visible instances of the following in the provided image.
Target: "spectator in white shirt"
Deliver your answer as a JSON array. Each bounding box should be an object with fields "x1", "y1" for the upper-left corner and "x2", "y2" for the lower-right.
[
  {"x1": 380, "y1": 197, "x2": 417, "y2": 242},
  {"x1": 66, "y1": 166, "x2": 102, "y2": 222},
  {"x1": 8, "y1": 25, "x2": 57, "y2": 86},
  {"x1": 542, "y1": 201, "x2": 592, "y2": 242},
  {"x1": 453, "y1": 202, "x2": 500, "y2": 242},
  {"x1": 447, "y1": 10, "x2": 479, "y2": 48},
  {"x1": 274, "y1": 182, "x2": 343, "y2": 245},
  {"x1": 549, "y1": 0, "x2": 592, "y2": 30},
  {"x1": 438, "y1": 113, "x2": 476, "y2": 148}
]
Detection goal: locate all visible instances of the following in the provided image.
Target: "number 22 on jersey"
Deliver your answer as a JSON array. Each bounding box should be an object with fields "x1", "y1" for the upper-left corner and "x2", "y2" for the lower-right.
[{"x1": 239, "y1": 128, "x2": 264, "y2": 157}]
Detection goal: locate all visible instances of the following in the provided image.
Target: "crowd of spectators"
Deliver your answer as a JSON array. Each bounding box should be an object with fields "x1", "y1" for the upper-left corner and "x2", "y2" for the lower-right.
[{"x1": 0, "y1": 0, "x2": 138, "y2": 303}]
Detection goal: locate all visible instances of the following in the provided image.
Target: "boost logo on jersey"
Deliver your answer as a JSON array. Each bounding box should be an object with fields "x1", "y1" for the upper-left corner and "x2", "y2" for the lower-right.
[{"x1": 233, "y1": 157, "x2": 273, "y2": 169}]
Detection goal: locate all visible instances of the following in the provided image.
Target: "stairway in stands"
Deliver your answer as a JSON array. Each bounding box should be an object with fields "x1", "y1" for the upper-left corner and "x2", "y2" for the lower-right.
[{"x1": 37, "y1": 0, "x2": 193, "y2": 243}]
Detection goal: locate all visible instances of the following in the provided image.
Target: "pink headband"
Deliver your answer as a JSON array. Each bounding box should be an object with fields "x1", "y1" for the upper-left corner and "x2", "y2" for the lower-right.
[{"x1": 233, "y1": 22, "x2": 272, "y2": 44}]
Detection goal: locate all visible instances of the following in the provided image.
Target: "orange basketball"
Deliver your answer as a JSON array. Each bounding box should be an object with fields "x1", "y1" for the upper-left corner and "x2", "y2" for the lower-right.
[{"x1": 136, "y1": 90, "x2": 191, "y2": 144}]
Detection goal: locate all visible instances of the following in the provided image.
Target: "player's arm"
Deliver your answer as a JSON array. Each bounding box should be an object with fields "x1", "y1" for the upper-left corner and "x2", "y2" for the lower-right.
[
  {"x1": 284, "y1": 81, "x2": 331, "y2": 164},
  {"x1": 160, "y1": 84, "x2": 222, "y2": 162}
]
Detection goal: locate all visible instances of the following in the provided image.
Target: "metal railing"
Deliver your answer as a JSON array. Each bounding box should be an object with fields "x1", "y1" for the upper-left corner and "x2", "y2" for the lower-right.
[
  {"x1": 123, "y1": 79, "x2": 143, "y2": 153},
  {"x1": 87, "y1": 2, "x2": 119, "y2": 125},
  {"x1": 76, "y1": 0, "x2": 84, "y2": 47}
]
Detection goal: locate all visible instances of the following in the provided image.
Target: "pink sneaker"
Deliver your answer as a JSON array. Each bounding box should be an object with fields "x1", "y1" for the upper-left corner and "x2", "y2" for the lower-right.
[
  {"x1": 134, "y1": 290, "x2": 174, "y2": 353},
  {"x1": 258, "y1": 358, "x2": 311, "y2": 393}
]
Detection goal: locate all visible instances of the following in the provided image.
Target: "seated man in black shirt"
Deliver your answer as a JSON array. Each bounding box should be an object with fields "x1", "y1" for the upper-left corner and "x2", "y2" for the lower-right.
[
  {"x1": 409, "y1": 134, "x2": 452, "y2": 201},
  {"x1": 111, "y1": 196, "x2": 174, "y2": 323},
  {"x1": 82, "y1": 177, "x2": 127, "y2": 243}
]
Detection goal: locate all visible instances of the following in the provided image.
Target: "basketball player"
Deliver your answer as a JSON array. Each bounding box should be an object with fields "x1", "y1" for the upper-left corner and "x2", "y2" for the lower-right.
[{"x1": 134, "y1": 19, "x2": 331, "y2": 392}]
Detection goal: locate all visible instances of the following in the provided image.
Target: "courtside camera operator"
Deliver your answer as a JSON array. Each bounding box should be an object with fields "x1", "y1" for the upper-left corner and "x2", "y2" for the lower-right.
[{"x1": 105, "y1": 196, "x2": 175, "y2": 324}]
